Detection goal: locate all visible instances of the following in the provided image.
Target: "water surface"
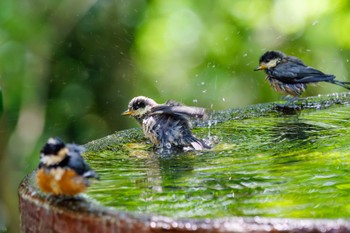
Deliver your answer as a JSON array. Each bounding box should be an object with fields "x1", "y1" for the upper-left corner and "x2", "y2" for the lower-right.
[{"x1": 86, "y1": 105, "x2": 350, "y2": 219}]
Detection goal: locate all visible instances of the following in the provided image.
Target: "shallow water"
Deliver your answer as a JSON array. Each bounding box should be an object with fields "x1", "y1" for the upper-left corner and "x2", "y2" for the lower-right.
[{"x1": 86, "y1": 105, "x2": 350, "y2": 219}]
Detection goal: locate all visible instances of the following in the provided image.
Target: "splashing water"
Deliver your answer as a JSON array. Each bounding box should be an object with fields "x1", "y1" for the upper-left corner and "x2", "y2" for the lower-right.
[{"x1": 86, "y1": 105, "x2": 350, "y2": 219}]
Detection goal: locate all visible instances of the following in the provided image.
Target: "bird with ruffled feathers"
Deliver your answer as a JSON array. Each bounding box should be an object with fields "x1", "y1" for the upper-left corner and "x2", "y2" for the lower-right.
[{"x1": 123, "y1": 96, "x2": 211, "y2": 154}]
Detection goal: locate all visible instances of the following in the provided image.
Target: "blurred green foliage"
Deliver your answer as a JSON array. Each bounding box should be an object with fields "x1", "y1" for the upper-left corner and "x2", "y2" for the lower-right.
[
  {"x1": 0, "y1": 88, "x2": 2, "y2": 116},
  {"x1": 1, "y1": 0, "x2": 350, "y2": 232}
]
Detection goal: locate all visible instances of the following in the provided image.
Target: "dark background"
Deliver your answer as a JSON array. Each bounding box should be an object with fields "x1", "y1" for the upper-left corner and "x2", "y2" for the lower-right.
[{"x1": 1, "y1": 0, "x2": 350, "y2": 232}]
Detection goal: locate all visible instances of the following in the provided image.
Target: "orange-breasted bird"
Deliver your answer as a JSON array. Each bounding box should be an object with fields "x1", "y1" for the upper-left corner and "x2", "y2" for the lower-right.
[
  {"x1": 254, "y1": 50, "x2": 350, "y2": 104},
  {"x1": 122, "y1": 96, "x2": 211, "y2": 154},
  {"x1": 36, "y1": 137, "x2": 98, "y2": 196}
]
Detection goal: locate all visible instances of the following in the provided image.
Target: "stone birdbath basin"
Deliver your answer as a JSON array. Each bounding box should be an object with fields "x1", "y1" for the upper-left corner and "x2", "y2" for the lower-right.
[{"x1": 19, "y1": 93, "x2": 350, "y2": 233}]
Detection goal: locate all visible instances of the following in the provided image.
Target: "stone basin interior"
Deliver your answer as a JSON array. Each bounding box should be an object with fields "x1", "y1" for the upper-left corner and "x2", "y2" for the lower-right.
[{"x1": 83, "y1": 96, "x2": 350, "y2": 220}]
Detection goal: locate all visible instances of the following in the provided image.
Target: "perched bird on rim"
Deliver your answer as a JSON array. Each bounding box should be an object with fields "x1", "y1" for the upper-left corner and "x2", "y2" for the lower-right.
[
  {"x1": 122, "y1": 96, "x2": 211, "y2": 153},
  {"x1": 36, "y1": 137, "x2": 98, "y2": 196},
  {"x1": 254, "y1": 50, "x2": 350, "y2": 104}
]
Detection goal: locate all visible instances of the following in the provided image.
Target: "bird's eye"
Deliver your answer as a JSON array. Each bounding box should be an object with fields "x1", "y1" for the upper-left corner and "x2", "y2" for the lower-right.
[{"x1": 133, "y1": 101, "x2": 145, "y2": 110}]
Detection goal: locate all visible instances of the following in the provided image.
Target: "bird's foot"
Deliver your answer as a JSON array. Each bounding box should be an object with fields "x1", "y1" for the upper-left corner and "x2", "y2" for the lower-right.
[{"x1": 274, "y1": 103, "x2": 301, "y2": 114}]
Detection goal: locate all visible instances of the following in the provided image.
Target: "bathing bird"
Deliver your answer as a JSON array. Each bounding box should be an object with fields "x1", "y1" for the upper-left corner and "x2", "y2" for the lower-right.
[
  {"x1": 122, "y1": 96, "x2": 211, "y2": 153},
  {"x1": 36, "y1": 137, "x2": 98, "y2": 196}
]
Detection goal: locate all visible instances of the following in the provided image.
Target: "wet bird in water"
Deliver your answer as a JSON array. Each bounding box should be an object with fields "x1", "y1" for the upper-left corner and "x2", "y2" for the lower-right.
[
  {"x1": 122, "y1": 96, "x2": 211, "y2": 154},
  {"x1": 36, "y1": 137, "x2": 98, "y2": 196},
  {"x1": 254, "y1": 50, "x2": 350, "y2": 105}
]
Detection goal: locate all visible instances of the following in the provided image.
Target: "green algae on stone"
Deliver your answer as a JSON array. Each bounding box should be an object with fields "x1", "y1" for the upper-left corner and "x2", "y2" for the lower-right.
[{"x1": 84, "y1": 92, "x2": 350, "y2": 219}]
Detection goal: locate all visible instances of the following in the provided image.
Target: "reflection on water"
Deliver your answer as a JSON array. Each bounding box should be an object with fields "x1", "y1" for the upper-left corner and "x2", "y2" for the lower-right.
[
  {"x1": 271, "y1": 121, "x2": 325, "y2": 142},
  {"x1": 86, "y1": 105, "x2": 350, "y2": 219}
]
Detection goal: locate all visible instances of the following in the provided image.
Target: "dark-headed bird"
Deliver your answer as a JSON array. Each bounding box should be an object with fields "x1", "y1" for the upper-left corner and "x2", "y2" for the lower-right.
[
  {"x1": 36, "y1": 137, "x2": 98, "y2": 196},
  {"x1": 254, "y1": 50, "x2": 350, "y2": 104},
  {"x1": 122, "y1": 96, "x2": 211, "y2": 153}
]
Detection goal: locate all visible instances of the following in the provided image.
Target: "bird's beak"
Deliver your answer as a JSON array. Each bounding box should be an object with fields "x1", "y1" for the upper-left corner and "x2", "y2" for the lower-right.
[
  {"x1": 122, "y1": 110, "x2": 133, "y2": 116},
  {"x1": 254, "y1": 64, "x2": 266, "y2": 71}
]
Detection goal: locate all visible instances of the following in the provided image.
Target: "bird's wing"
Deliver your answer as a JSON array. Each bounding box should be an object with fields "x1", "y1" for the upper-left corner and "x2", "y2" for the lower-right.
[
  {"x1": 165, "y1": 99, "x2": 183, "y2": 106},
  {"x1": 287, "y1": 56, "x2": 305, "y2": 65},
  {"x1": 151, "y1": 104, "x2": 208, "y2": 120},
  {"x1": 272, "y1": 62, "x2": 335, "y2": 83},
  {"x1": 152, "y1": 113, "x2": 207, "y2": 150},
  {"x1": 66, "y1": 144, "x2": 99, "y2": 179}
]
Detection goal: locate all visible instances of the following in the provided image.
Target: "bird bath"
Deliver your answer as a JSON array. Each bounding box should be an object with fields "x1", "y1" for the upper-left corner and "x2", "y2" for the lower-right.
[{"x1": 19, "y1": 92, "x2": 350, "y2": 233}]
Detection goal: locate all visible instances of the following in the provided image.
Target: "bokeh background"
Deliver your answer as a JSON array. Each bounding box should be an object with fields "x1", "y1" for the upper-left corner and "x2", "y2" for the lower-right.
[{"x1": 1, "y1": 0, "x2": 350, "y2": 232}]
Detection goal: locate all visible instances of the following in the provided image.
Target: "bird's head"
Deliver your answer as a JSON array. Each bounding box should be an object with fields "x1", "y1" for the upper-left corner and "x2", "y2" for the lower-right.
[
  {"x1": 39, "y1": 137, "x2": 68, "y2": 166},
  {"x1": 254, "y1": 50, "x2": 286, "y2": 71},
  {"x1": 122, "y1": 96, "x2": 157, "y2": 119}
]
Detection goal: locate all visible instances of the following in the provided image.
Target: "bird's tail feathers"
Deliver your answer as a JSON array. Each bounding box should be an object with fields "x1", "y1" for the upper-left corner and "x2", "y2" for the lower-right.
[
  {"x1": 329, "y1": 80, "x2": 350, "y2": 90},
  {"x1": 83, "y1": 170, "x2": 99, "y2": 180}
]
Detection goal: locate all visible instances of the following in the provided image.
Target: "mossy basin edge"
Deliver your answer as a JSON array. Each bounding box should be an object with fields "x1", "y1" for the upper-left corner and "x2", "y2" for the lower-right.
[{"x1": 19, "y1": 92, "x2": 350, "y2": 233}]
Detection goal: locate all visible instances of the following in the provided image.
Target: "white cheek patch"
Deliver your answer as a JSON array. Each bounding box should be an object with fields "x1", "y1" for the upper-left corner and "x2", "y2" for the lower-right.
[
  {"x1": 266, "y1": 60, "x2": 277, "y2": 68},
  {"x1": 41, "y1": 155, "x2": 62, "y2": 166},
  {"x1": 40, "y1": 148, "x2": 68, "y2": 166},
  {"x1": 135, "y1": 105, "x2": 152, "y2": 116}
]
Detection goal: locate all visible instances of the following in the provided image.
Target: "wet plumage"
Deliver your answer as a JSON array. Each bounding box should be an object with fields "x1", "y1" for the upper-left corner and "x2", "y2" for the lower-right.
[
  {"x1": 254, "y1": 50, "x2": 350, "y2": 97},
  {"x1": 36, "y1": 137, "x2": 98, "y2": 196},
  {"x1": 123, "y1": 96, "x2": 211, "y2": 153}
]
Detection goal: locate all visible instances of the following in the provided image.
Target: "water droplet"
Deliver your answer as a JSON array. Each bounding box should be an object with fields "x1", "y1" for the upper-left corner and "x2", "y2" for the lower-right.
[
  {"x1": 172, "y1": 222, "x2": 178, "y2": 228},
  {"x1": 185, "y1": 223, "x2": 192, "y2": 230},
  {"x1": 193, "y1": 99, "x2": 198, "y2": 103},
  {"x1": 165, "y1": 143, "x2": 171, "y2": 149},
  {"x1": 222, "y1": 98, "x2": 226, "y2": 102},
  {"x1": 150, "y1": 222, "x2": 157, "y2": 228},
  {"x1": 202, "y1": 89, "x2": 207, "y2": 93}
]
